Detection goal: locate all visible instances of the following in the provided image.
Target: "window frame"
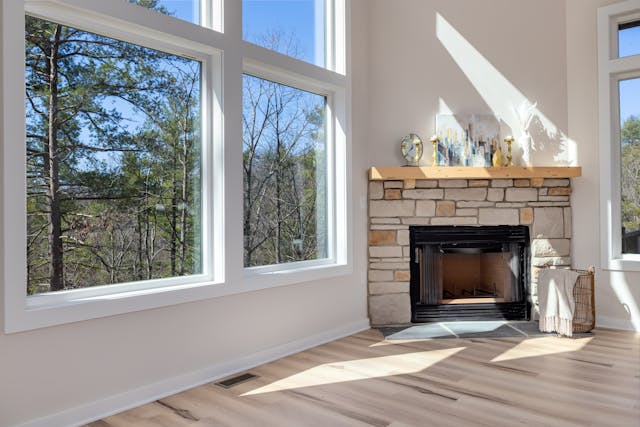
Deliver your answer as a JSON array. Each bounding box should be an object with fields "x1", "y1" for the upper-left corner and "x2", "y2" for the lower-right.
[
  {"x1": 598, "y1": 0, "x2": 640, "y2": 272},
  {"x1": 2, "y1": 0, "x2": 350, "y2": 333}
]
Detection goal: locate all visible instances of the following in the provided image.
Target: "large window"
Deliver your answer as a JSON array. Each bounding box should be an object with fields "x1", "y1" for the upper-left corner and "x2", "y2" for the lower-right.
[
  {"x1": 242, "y1": 75, "x2": 327, "y2": 267},
  {"x1": 2, "y1": 0, "x2": 347, "y2": 332},
  {"x1": 25, "y1": 16, "x2": 203, "y2": 295},
  {"x1": 598, "y1": 1, "x2": 640, "y2": 270}
]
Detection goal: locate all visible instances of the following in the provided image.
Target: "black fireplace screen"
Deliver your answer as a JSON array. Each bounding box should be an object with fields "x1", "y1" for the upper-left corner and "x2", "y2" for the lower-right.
[{"x1": 410, "y1": 225, "x2": 530, "y2": 322}]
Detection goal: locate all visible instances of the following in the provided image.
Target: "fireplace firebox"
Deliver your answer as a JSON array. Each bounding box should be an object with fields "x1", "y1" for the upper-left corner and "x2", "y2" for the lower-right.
[{"x1": 409, "y1": 225, "x2": 530, "y2": 322}]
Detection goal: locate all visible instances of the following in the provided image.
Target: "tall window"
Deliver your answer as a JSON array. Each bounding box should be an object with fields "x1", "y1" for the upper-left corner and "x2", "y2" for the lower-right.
[
  {"x1": 25, "y1": 16, "x2": 203, "y2": 294},
  {"x1": 242, "y1": 75, "x2": 327, "y2": 267},
  {"x1": 598, "y1": 1, "x2": 640, "y2": 270},
  {"x1": 619, "y1": 77, "x2": 640, "y2": 254}
]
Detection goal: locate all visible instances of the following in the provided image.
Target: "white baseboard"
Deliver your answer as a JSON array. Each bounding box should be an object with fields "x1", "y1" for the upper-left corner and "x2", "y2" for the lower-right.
[
  {"x1": 596, "y1": 315, "x2": 639, "y2": 332},
  {"x1": 15, "y1": 318, "x2": 371, "y2": 427}
]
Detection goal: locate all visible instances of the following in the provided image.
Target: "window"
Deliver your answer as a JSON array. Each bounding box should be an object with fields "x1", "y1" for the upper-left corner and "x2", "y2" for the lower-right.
[
  {"x1": 25, "y1": 16, "x2": 203, "y2": 294},
  {"x1": 243, "y1": 0, "x2": 326, "y2": 67},
  {"x1": 129, "y1": 0, "x2": 201, "y2": 24},
  {"x1": 242, "y1": 75, "x2": 327, "y2": 267},
  {"x1": 619, "y1": 19, "x2": 640, "y2": 57},
  {"x1": 2, "y1": 0, "x2": 347, "y2": 332},
  {"x1": 598, "y1": 1, "x2": 640, "y2": 271},
  {"x1": 619, "y1": 78, "x2": 640, "y2": 255}
]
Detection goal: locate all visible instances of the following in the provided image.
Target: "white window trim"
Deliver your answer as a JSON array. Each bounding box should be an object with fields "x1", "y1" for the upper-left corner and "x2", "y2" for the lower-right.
[
  {"x1": 2, "y1": 0, "x2": 351, "y2": 333},
  {"x1": 598, "y1": 0, "x2": 640, "y2": 272}
]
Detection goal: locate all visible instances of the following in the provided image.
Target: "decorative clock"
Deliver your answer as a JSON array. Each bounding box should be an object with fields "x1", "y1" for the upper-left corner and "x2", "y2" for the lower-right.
[{"x1": 400, "y1": 133, "x2": 424, "y2": 166}]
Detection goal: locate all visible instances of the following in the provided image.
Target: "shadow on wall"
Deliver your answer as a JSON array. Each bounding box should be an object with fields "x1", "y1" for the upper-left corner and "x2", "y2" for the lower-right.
[{"x1": 435, "y1": 12, "x2": 576, "y2": 165}]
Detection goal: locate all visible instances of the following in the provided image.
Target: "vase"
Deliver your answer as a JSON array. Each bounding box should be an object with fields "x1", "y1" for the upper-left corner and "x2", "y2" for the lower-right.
[{"x1": 519, "y1": 134, "x2": 532, "y2": 166}]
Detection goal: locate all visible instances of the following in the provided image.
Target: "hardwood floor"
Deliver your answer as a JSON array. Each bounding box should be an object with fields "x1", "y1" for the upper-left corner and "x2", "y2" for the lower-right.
[{"x1": 87, "y1": 328, "x2": 640, "y2": 427}]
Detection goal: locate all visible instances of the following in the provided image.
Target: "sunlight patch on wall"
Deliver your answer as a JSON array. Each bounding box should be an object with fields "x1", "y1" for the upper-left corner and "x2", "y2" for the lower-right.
[
  {"x1": 241, "y1": 347, "x2": 465, "y2": 395},
  {"x1": 435, "y1": 13, "x2": 576, "y2": 165},
  {"x1": 491, "y1": 336, "x2": 592, "y2": 362}
]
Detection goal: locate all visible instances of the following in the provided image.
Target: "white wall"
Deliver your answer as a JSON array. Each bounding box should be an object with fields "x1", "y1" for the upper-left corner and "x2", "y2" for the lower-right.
[
  {"x1": 367, "y1": 0, "x2": 569, "y2": 167},
  {"x1": 566, "y1": 0, "x2": 640, "y2": 331},
  {"x1": 0, "y1": 1, "x2": 371, "y2": 426}
]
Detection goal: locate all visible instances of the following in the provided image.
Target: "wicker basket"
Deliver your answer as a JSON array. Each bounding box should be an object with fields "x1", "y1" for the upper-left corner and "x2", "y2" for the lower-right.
[{"x1": 572, "y1": 269, "x2": 595, "y2": 333}]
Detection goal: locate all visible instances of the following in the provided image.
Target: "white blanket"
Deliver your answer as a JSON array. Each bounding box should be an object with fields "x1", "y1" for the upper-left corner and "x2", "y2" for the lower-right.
[{"x1": 538, "y1": 269, "x2": 580, "y2": 337}]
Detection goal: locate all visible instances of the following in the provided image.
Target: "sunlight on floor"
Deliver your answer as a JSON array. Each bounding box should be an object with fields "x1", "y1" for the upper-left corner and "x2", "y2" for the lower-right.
[
  {"x1": 241, "y1": 347, "x2": 465, "y2": 396},
  {"x1": 490, "y1": 336, "x2": 593, "y2": 362}
]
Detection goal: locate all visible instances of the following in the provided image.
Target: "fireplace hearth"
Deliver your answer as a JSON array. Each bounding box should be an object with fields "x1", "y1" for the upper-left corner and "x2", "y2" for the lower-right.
[{"x1": 409, "y1": 225, "x2": 530, "y2": 322}]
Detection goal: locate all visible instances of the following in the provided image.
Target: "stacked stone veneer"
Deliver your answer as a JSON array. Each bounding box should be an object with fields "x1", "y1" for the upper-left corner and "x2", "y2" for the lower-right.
[{"x1": 368, "y1": 177, "x2": 573, "y2": 326}]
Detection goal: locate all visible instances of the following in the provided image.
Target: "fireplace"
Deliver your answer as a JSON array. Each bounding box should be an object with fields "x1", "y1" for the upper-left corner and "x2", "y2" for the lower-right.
[
  {"x1": 409, "y1": 225, "x2": 530, "y2": 322},
  {"x1": 367, "y1": 174, "x2": 577, "y2": 326}
]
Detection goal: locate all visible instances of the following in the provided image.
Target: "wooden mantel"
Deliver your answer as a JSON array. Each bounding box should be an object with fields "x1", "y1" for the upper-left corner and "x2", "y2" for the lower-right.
[{"x1": 369, "y1": 166, "x2": 582, "y2": 181}]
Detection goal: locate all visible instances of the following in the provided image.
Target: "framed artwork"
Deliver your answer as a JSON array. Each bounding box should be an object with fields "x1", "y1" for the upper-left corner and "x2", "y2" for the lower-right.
[{"x1": 435, "y1": 114, "x2": 500, "y2": 166}]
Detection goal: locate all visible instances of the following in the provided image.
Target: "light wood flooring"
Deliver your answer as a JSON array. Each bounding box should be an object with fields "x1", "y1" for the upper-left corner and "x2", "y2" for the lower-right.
[{"x1": 87, "y1": 328, "x2": 640, "y2": 427}]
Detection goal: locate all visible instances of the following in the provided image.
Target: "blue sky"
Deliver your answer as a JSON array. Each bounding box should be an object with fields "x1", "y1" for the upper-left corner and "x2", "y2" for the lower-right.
[
  {"x1": 154, "y1": 0, "x2": 322, "y2": 66},
  {"x1": 618, "y1": 25, "x2": 639, "y2": 125}
]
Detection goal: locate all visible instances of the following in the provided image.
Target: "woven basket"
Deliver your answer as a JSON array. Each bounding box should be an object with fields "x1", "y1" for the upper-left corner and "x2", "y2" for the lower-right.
[{"x1": 572, "y1": 269, "x2": 595, "y2": 333}]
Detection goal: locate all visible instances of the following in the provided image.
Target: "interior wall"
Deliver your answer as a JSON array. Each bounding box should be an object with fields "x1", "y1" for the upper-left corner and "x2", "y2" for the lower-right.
[
  {"x1": 367, "y1": 0, "x2": 569, "y2": 167},
  {"x1": 0, "y1": 1, "x2": 371, "y2": 426},
  {"x1": 566, "y1": 0, "x2": 640, "y2": 331}
]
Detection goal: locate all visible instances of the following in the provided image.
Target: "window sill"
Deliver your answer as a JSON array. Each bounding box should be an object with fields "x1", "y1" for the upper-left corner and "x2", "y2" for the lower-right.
[
  {"x1": 5, "y1": 278, "x2": 226, "y2": 333},
  {"x1": 243, "y1": 260, "x2": 352, "y2": 290},
  {"x1": 605, "y1": 256, "x2": 640, "y2": 273}
]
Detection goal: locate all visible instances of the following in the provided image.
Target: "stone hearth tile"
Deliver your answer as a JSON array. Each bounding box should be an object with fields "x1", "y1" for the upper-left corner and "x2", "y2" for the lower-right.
[
  {"x1": 469, "y1": 179, "x2": 489, "y2": 187},
  {"x1": 438, "y1": 179, "x2": 468, "y2": 188},
  {"x1": 444, "y1": 188, "x2": 487, "y2": 201},
  {"x1": 368, "y1": 230, "x2": 396, "y2": 245},
  {"x1": 531, "y1": 239, "x2": 571, "y2": 257},
  {"x1": 369, "y1": 294, "x2": 411, "y2": 325},
  {"x1": 416, "y1": 179, "x2": 438, "y2": 188},
  {"x1": 531, "y1": 177, "x2": 544, "y2": 187},
  {"x1": 379, "y1": 323, "x2": 454, "y2": 339},
  {"x1": 369, "y1": 181, "x2": 383, "y2": 199},
  {"x1": 444, "y1": 321, "x2": 527, "y2": 338},
  {"x1": 370, "y1": 200, "x2": 415, "y2": 217},
  {"x1": 488, "y1": 188, "x2": 504, "y2": 202},
  {"x1": 478, "y1": 208, "x2": 519, "y2": 225},
  {"x1": 505, "y1": 187, "x2": 538, "y2": 202},
  {"x1": 384, "y1": 189, "x2": 402, "y2": 200},
  {"x1": 369, "y1": 282, "x2": 409, "y2": 295},
  {"x1": 520, "y1": 207, "x2": 534, "y2": 225},
  {"x1": 532, "y1": 256, "x2": 572, "y2": 267},
  {"x1": 397, "y1": 230, "x2": 410, "y2": 245},
  {"x1": 436, "y1": 200, "x2": 456, "y2": 216},
  {"x1": 402, "y1": 189, "x2": 444, "y2": 200},
  {"x1": 368, "y1": 270, "x2": 393, "y2": 282},
  {"x1": 369, "y1": 246, "x2": 403, "y2": 258},
  {"x1": 532, "y1": 207, "x2": 564, "y2": 238},
  {"x1": 564, "y1": 207, "x2": 572, "y2": 238},
  {"x1": 543, "y1": 178, "x2": 570, "y2": 187},
  {"x1": 514, "y1": 179, "x2": 531, "y2": 187},
  {"x1": 549, "y1": 187, "x2": 572, "y2": 196},
  {"x1": 416, "y1": 200, "x2": 436, "y2": 216},
  {"x1": 384, "y1": 181, "x2": 404, "y2": 189},
  {"x1": 491, "y1": 179, "x2": 513, "y2": 187},
  {"x1": 431, "y1": 217, "x2": 478, "y2": 225},
  {"x1": 371, "y1": 217, "x2": 401, "y2": 224},
  {"x1": 394, "y1": 271, "x2": 410, "y2": 281}
]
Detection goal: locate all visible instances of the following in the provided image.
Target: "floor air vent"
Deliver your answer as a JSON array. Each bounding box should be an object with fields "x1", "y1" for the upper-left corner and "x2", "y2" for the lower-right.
[{"x1": 216, "y1": 372, "x2": 258, "y2": 389}]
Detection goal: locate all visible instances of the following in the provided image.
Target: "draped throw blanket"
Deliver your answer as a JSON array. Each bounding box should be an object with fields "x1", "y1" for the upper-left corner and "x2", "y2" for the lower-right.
[{"x1": 538, "y1": 269, "x2": 581, "y2": 337}]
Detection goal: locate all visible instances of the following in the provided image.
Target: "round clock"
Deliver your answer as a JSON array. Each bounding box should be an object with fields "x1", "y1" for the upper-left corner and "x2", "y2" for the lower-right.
[{"x1": 400, "y1": 133, "x2": 424, "y2": 166}]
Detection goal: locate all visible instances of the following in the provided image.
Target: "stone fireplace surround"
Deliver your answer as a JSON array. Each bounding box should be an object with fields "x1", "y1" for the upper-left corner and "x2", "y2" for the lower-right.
[{"x1": 368, "y1": 175, "x2": 574, "y2": 326}]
